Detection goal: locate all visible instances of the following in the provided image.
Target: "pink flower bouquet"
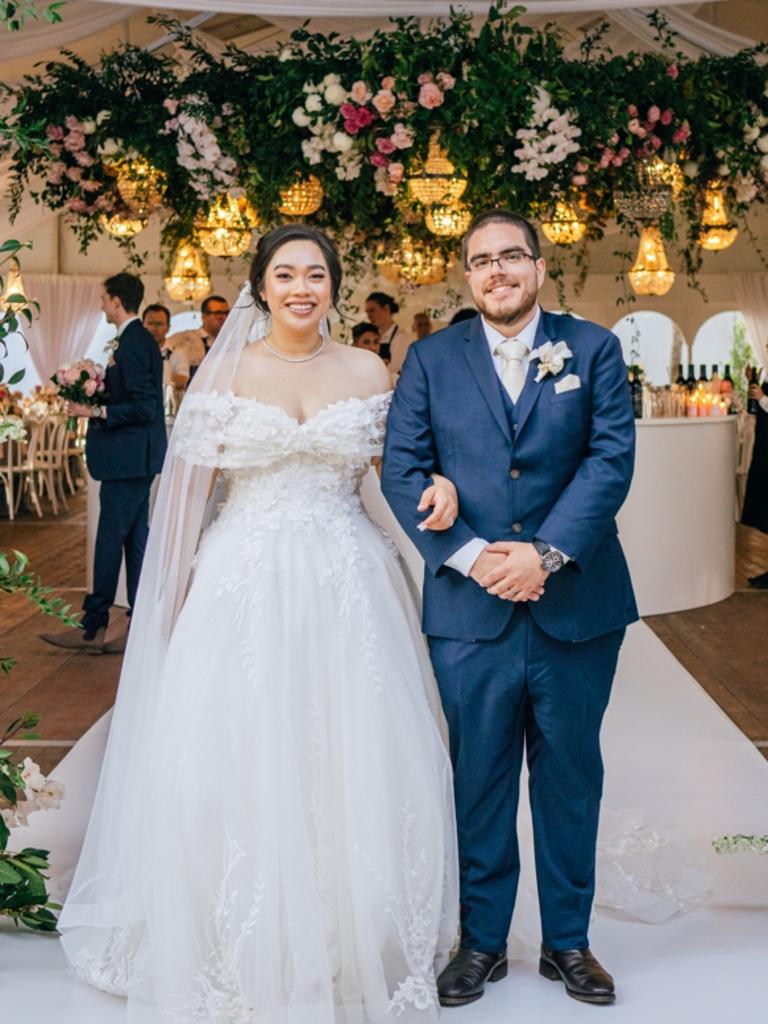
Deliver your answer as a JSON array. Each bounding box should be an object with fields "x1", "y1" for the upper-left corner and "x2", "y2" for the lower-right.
[{"x1": 51, "y1": 358, "x2": 106, "y2": 428}]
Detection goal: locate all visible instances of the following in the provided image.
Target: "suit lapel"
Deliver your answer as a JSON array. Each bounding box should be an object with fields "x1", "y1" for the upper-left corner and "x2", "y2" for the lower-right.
[
  {"x1": 462, "y1": 316, "x2": 512, "y2": 444},
  {"x1": 513, "y1": 311, "x2": 557, "y2": 441}
]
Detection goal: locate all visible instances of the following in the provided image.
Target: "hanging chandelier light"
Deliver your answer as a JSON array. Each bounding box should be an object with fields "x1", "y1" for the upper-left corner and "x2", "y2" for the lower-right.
[
  {"x1": 0, "y1": 266, "x2": 27, "y2": 311},
  {"x1": 164, "y1": 241, "x2": 211, "y2": 303},
  {"x1": 100, "y1": 210, "x2": 147, "y2": 239},
  {"x1": 540, "y1": 199, "x2": 586, "y2": 246},
  {"x1": 196, "y1": 192, "x2": 259, "y2": 258},
  {"x1": 638, "y1": 156, "x2": 684, "y2": 200},
  {"x1": 627, "y1": 226, "x2": 676, "y2": 296},
  {"x1": 407, "y1": 133, "x2": 467, "y2": 207},
  {"x1": 698, "y1": 181, "x2": 738, "y2": 252},
  {"x1": 115, "y1": 157, "x2": 166, "y2": 218},
  {"x1": 425, "y1": 201, "x2": 472, "y2": 238},
  {"x1": 277, "y1": 174, "x2": 324, "y2": 217},
  {"x1": 377, "y1": 235, "x2": 450, "y2": 286}
]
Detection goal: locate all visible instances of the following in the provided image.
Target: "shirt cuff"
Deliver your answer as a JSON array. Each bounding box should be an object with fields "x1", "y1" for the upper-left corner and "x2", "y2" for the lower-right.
[
  {"x1": 759, "y1": 396, "x2": 768, "y2": 414},
  {"x1": 445, "y1": 537, "x2": 488, "y2": 577}
]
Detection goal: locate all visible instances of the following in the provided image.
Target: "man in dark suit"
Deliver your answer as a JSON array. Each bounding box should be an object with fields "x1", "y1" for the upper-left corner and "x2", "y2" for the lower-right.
[
  {"x1": 41, "y1": 273, "x2": 167, "y2": 654},
  {"x1": 382, "y1": 210, "x2": 637, "y2": 1008}
]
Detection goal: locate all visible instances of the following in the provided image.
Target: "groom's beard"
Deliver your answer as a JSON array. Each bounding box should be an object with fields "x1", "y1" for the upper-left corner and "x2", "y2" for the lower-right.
[{"x1": 475, "y1": 275, "x2": 538, "y2": 331}]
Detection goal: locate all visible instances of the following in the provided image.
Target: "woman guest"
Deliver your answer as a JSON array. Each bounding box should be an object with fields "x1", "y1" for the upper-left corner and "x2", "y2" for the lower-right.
[
  {"x1": 365, "y1": 291, "x2": 412, "y2": 375},
  {"x1": 351, "y1": 321, "x2": 383, "y2": 358}
]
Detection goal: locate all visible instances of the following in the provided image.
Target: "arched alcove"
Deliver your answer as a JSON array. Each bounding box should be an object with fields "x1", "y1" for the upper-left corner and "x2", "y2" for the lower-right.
[
  {"x1": 691, "y1": 311, "x2": 751, "y2": 385},
  {"x1": 610, "y1": 311, "x2": 684, "y2": 386}
]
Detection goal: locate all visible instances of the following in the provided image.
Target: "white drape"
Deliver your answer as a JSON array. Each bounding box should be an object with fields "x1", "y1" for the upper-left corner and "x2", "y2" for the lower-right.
[
  {"x1": 96, "y1": 0, "x2": 730, "y2": 15},
  {"x1": 23, "y1": 274, "x2": 104, "y2": 382},
  {"x1": 731, "y1": 272, "x2": 768, "y2": 373}
]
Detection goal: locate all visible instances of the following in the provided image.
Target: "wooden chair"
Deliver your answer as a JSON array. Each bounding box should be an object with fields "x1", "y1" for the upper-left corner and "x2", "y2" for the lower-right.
[
  {"x1": 63, "y1": 416, "x2": 88, "y2": 494},
  {"x1": 35, "y1": 414, "x2": 70, "y2": 513},
  {"x1": 7, "y1": 418, "x2": 45, "y2": 518}
]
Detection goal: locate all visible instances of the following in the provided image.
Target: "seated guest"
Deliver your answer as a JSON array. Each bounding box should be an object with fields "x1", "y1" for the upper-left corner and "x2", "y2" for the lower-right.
[
  {"x1": 412, "y1": 311, "x2": 433, "y2": 339},
  {"x1": 166, "y1": 294, "x2": 230, "y2": 390},
  {"x1": 142, "y1": 303, "x2": 172, "y2": 389},
  {"x1": 449, "y1": 307, "x2": 479, "y2": 325},
  {"x1": 364, "y1": 291, "x2": 412, "y2": 374},
  {"x1": 352, "y1": 321, "x2": 382, "y2": 358},
  {"x1": 742, "y1": 365, "x2": 768, "y2": 588}
]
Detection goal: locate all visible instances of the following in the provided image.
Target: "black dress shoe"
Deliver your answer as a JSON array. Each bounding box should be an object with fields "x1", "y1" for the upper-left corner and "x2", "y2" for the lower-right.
[
  {"x1": 437, "y1": 947, "x2": 508, "y2": 1007},
  {"x1": 539, "y1": 945, "x2": 615, "y2": 1004},
  {"x1": 748, "y1": 571, "x2": 768, "y2": 589}
]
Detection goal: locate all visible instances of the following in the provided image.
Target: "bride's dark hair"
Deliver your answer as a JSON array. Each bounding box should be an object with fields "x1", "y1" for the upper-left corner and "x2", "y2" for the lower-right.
[{"x1": 249, "y1": 224, "x2": 343, "y2": 314}]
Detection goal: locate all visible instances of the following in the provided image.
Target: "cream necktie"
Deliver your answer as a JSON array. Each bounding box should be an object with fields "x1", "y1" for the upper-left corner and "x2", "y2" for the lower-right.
[{"x1": 495, "y1": 338, "x2": 528, "y2": 404}]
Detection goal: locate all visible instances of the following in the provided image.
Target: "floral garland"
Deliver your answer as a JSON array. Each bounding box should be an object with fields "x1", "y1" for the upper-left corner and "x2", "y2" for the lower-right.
[{"x1": 1, "y1": 5, "x2": 766, "y2": 288}]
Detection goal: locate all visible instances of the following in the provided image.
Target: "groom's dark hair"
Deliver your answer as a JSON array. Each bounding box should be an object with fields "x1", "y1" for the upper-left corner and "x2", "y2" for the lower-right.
[{"x1": 462, "y1": 209, "x2": 541, "y2": 267}]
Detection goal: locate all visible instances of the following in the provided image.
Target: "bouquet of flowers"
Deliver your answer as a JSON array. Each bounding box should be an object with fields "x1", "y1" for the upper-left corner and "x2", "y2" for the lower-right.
[{"x1": 51, "y1": 358, "x2": 106, "y2": 428}]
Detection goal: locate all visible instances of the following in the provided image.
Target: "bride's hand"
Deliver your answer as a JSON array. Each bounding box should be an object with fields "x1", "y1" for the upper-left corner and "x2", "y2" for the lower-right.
[{"x1": 417, "y1": 473, "x2": 458, "y2": 532}]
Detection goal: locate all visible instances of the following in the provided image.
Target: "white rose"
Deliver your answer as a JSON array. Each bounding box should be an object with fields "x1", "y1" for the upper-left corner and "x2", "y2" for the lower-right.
[
  {"x1": 95, "y1": 109, "x2": 111, "y2": 126},
  {"x1": 80, "y1": 118, "x2": 97, "y2": 134},
  {"x1": 302, "y1": 81, "x2": 319, "y2": 94},
  {"x1": 332, "y1": 131, "x2": 353, "y2": 152},
  {"x1": 305, "y1": 94, "x2": 323, "y2": 113},
  {"x1": 760, "y1": 153, "x2": 768, "y2": 172},
  {"x1": 757, "y1": 134, "x2": 768, "y2": 153},
  {"x1": 292, "y1": 107, "x2": 312, "y2": 127},
  {"x1": 324, "y1": 83, "x2": 348, "y2": 106},
  {"x1": 683, "y1": 160, "x2": 699, "y2": 178},
  {"x1": 98, "y1": 138, "x2": 120, "y2": 156},
  {"x1": 322, "y1": 72, "x2": 341, "y2": 87},
  {"x1": 744, "y1": 124, "x2": 760, "y2": 143}
]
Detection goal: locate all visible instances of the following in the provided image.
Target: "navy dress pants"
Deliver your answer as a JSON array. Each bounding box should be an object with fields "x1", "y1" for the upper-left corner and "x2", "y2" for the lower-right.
[
  {"x1": 428, "y1": 604, "x2": 624, "y2": 954},
  {"x1": 81, "y1": 477, "x2": 153, "y2": 633}
]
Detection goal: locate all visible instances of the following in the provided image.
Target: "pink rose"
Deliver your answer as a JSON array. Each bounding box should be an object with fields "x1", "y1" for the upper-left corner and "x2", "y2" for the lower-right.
[
  {"x1": 636, "y1": 127, "x2": 647, "y2": 139},
  {"x1": 370, "y1": 152, "x2": 390, "y2": 168},
  {"x1": 376, "y1": 136, "x2": 397, "y2": 154},
  {"x1": 609, "y1": 132, "x2": 619, "y2": 145},
  {"x1": 63, "y1": 131, "x2": 86, "y2": 152},
  {"x1": 437, "y1": 71, "x2": 456, "y2": 90},
  {"x1": 618, "y1": 147, "x2": 630, "y2": 159},
  {"x1": 340, "y1": 102, "x2": 357, "y2": 120},
  {"x1": 612, "y1": 156, "x2": 623, "y2": 167},
  {"x1": 417, "y1": 72, "x2": 434, "y2": 85},
  {"x1": 418, "y1": 82, "x2": 444, "y2": 110},
  {"x1": 575, "y1": 160, "x2": 589, "y2": 172},
  {"x1": 372, "y1": 89, "x2": 396, "y2": 116},
  {"x1": 667, "y1": 64, "x2": 679, "y2": 80},
  {"x1": 46, "y1": 167, "x2": 64, "y2": 185},
  {"x1": 350, "y1": 81, "x2": 372, "y2": 105},
  {"x1": 650, "y1": 135, "x2": 662, "y2": 150},
  {"x1": 381, "y1": 76, "x2": 395, "y2": 90},
  {"x1": 627, "y1": 104, "x2": 638, "y2": 117},
  {"x1": 164, "y1": 118, "x2": 179, "y2": 131},
  {"x1": 388, "y1": 161, "x2": 405, "y2": 184},
  {"x1": 672, "y1": 124, "x2": 691, "y2": 144},
  {"x1": 75, "y1": 150, "x2": 94, "y2": 167},
  {"x1": 660, "y1": 108, "x2": 673, "y2": 126},
  {"x1": 390, "y1": 122, "x2": 414, "y2": 149},
  {"x1": 401, "y1": 101, "x2": 417, "y2": 116},
  {"x1": 45, "y1": 125, "x2": 64, "y2": 141},
  {"x1": 81, "y1": 179, "x2": 101, "y2": 192},
  {"x1": 627, "y1": 118, "x2": 641, "y2": 134},
  {"x1": 48, "y1": 143, "x2": 62, "y2": 157},
  {"x1": 599, "y1": 152, "x2": 612, "y2": 169},
  {"x1": 94, "y1": 195, "x2": 112, "y2": 210},
  {"x1": 343, "y1": 120, "x2": 360, "y2": 136},
  {"x1": 83, "y1": 379, "x2": 98, "y2": 397},
  {"x1": 66, "y1": 166, "x2": 83, "y2": 181},
  {"x1": 163, "y1": 98, "x2": 179, "y2": 114},
  {"x1": 355, "y1": 107, "x2": 374, "y2": 129},
  {"x1": 65, "y1": 115, "x2": 81, "y2": 131},
  {"x1": 65, "y1": 197, "x2": 87, "y2": 213},
  {"x1": 647, "y1": 105, "x2": 661, "y2": 124},
  {"x1": 572, "y1": 174, "x2": 588, "y2": 186}
]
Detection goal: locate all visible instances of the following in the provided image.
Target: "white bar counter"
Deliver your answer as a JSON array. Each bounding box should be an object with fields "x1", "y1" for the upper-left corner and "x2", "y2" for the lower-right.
[{"x1": 617, "y1": 416, "x2": 736, "y2": 616}]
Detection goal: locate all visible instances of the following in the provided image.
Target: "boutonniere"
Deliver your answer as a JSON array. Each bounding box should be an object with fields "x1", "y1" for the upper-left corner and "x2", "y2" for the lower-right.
[
  {"x1": 104, "y1": 337, "x2": 120, "y2": 357},
  {"x1": 530, "y1": 340, "x2": 573, "y2": 383}
]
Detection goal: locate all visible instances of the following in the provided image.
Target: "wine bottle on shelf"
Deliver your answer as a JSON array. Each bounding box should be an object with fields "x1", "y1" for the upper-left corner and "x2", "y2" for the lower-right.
[
  {"x1": 686, "y1": 364, "x2": 697, "y2": 391},
  {"x1": 747, "y1": 366, "x2": 761, "y2": 415},
  {"x1": 721, "y1": 364, "x2": 734, "y2": 395},
  {"x1": 629, "y1": 371, "x2": 643, "y2": 419},
  {"x1": 698, "y1": 364, "x2": 709, "y2": 385},
  {"x1": 675, "y1": 363, "x2": 686, "y2": 388},
  {"x1": 710, "y1": 364, "x2": 720, "y2": 394}
]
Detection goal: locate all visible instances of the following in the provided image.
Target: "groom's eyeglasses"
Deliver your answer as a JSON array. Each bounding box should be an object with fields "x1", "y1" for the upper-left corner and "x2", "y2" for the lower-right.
[{"x1": 466, "y1": 250, "x2": 537, "y2": 274}]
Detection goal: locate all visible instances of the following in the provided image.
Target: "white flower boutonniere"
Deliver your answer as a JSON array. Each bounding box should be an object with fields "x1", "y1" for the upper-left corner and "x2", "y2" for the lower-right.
[
  {"x1": 104, "y1": 337, "x2": 120, "y2": 357},
  {"x1": 530, "y1": 340, "x2": 573, "y2": 383}
]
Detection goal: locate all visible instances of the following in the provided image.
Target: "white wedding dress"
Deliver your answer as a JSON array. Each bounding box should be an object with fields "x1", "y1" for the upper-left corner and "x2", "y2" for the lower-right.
[{"x1": 60, "y1": 390, "x2": 458, "y2": 1024}]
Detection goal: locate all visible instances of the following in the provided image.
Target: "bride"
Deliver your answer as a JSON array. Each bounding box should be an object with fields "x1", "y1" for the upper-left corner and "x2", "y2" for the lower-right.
[{"x1": 58, "y1": 225, "x2": 459, "y2": 1023}]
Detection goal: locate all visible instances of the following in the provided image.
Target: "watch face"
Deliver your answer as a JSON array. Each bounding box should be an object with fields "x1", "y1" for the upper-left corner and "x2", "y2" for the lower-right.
[{"x1": 542, "y1": 549, "x2": 564, "y2": 572}]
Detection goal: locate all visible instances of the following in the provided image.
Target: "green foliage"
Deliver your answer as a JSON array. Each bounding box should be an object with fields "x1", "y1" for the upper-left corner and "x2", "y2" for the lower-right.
[
  {"x1": 0, "y1": 847, "x2": 60, "y2": 931},
  {"x1": 1, "y1": 0, "x2": 63, "y2": 32},
  {"x1": 729, "y1": 317, "x2": 754, "y2": 405}
]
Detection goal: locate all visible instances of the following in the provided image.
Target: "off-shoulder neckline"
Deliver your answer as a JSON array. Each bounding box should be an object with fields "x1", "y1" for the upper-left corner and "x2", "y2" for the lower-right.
[{"x1": 221, "y1": 389, "x2": 393, "y2": 427}]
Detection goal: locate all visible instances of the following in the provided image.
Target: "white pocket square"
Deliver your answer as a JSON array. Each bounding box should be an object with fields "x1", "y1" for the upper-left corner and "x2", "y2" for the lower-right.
[{"x1": 554, "y1": 374, "x2": 581, "y2": 394}]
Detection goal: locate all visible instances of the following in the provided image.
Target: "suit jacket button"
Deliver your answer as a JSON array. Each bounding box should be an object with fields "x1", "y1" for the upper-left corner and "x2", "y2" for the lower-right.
[
  {"x1": 512, "y1": 522, "x2": 523, "y2": 534},
  {"x1": 510, "y1": 468, "x2": 521, "y2": 480}
]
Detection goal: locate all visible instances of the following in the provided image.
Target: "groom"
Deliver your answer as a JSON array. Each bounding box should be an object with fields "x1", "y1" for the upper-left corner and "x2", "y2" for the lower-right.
[{"x1": 381, "y1": 209, "x2": 637, "y2": 1007}]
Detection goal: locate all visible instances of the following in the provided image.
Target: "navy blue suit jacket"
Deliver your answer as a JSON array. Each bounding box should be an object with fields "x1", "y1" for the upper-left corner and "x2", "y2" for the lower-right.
[
  {"x1": 86, "y1": 318, "x2": 167, "y2": 481},
  {"x1": 381, "y1": 309, "x2": 638, "y2": 643}
]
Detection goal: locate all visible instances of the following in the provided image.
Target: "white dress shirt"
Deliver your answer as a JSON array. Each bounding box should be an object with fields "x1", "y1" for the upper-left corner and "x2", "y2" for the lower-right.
[{"x1": 441, "y1": 307, "x2": 569, "y2": 578}]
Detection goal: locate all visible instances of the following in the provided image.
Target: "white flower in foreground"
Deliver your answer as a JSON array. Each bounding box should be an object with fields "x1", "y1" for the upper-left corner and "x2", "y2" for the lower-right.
[
  {"x1": 325, "y1": 83, "x2": 348, "y2": 106},
  {"x1": 332, "y1": 131, "x2": 354, "y2": 152},
  {"x1": 531, "y1": 340, "x2": 573, "y2": 382},
  {"x1": 305, "y1": 93, "x2": 323, "y2": 113},
  {"x1": 292, "y1": 107, "x2": 312, "y2": 127}
]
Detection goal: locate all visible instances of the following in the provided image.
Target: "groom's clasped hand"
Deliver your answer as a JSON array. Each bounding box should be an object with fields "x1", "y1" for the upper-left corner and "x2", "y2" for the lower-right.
[{"x1": 471, "y1": 541, "x2": 548, "y2": 602}]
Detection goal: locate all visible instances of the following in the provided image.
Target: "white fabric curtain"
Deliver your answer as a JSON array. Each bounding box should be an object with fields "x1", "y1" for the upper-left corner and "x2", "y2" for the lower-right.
[
  {"x1": 732, "y1": 272, "x2": 768, "y2": 374},
  {"x1": 23, "y1": 274, "x2": 104, "y2": 382}
]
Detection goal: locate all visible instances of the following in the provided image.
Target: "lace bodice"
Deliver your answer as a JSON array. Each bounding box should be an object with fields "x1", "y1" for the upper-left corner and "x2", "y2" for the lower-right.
[{"x1": 173, "y1": 390, "x2": 393, "y2": 520}]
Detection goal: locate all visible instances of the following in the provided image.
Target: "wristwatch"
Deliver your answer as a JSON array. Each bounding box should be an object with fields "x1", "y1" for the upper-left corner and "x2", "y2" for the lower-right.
[{"x1": 532, "y1": 539, "x2": 565, "y2": 574}]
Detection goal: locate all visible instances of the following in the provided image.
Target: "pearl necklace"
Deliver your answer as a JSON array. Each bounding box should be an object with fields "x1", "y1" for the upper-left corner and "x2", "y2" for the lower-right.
[{"x1": 263, "y1": 336, "x2": 326, "y2": 363}]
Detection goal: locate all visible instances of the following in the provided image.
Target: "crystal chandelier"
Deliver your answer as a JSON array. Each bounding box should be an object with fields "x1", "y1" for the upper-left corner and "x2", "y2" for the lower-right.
[
  {"x1": 540, "y1": 200, "x2": 586, "y2": 246},
  {"x1": 698, "y1": 182, "x2": 738, "y2": 252},
  {"x1": 100, "y1": 210, "x2": 147, "y2": 239},
  {"x1": 425, "y1": 201, "x2": 472, "y2": 238},
  {"x1": 196, "y1": 193, "x2": 259, "y2": 258},
  {"x1": 377, "y1": 236, "x2": 449, "y2": 286},
  {"x1": 278, "y1": 174, "x2": 324, "y2": 217},
  {"x1": 115, "y1": 158, "x2": 166, "y2": 218},
  {"x1": 0, "y1": 266, "x2": 26, "y2": 311},
  {"x1": 164, "y1": 242, "x2": 211, "y2": 303},
  {"x1": 638, "y1": 156, "x2": 684, "y2": 200},
  {"x1": 614, "y1": 185, "x2": 672, "y2": 222},
  {"x1": 407, "y1": 134, "x2": 467, "y2": 207},
  {"x1": 627, "y1": 226, "x2": 676, "y2": 296}
]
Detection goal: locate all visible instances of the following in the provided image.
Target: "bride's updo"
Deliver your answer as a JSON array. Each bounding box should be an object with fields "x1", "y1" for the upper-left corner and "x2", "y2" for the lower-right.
[{"x1": 249, "y1": 224, "x2": 343, "y2": 314}]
